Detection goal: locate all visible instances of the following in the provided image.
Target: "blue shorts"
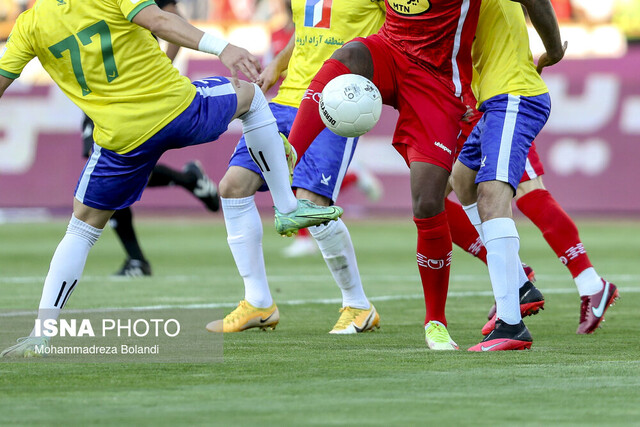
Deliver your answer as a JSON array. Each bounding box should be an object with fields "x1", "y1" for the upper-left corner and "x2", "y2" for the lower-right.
[
  {"x1": 457, "y1": 93, "x2": 551, "y2": 190},
  {"x1": 75, "y1": 77, "x2": 237, "y2": 210},
  {"x1": 229, "y1": 103, "x2": 358, "y2": 203}
]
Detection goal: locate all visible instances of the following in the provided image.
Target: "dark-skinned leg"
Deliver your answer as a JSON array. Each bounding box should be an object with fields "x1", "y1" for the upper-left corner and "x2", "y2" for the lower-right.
[{"x1": 410, "y1": 162, "x2": 453, "y2": 326}]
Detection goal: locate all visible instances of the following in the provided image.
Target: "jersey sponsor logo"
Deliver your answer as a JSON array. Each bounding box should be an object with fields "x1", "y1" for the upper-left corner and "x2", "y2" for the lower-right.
[
  {"x1": 304, "y1": 0, "x2": 333, "y2": 28},
  {"x1": 389, "y1": 0, "x2": 431, "y2": 16},
  {"x1": 56, "y1": 0, "x2": 67, "y2": 5}
]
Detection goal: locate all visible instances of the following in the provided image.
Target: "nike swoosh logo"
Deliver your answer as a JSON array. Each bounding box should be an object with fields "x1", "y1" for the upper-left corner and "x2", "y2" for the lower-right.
[
  {"x1": 481, "y1": 340, "x2": 507, "y2": 351},
  {"x1": 259, "y1": 313, "x2": 275, "y2": 324},
  {"x1": 591, "y1": 282, "x2": 610, "y2": 318},
  {"x1": 353, "y1": 311, "x2": 375, "y2": 333},
  {"x1": 296, "y1": 210, "x2": 339, "y2": 219}
]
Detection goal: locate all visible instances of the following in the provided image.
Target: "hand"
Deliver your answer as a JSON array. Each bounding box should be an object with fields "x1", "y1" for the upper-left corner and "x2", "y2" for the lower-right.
[
  {"x1": 537, "y1": 41, "x2": 568, "y2": 75},
  {"x1": 218, "y1": 44, "x2": 262, "y2": 87},
  {"x1": 257, "y1": 62, "x2": 282, "y2": 94}
]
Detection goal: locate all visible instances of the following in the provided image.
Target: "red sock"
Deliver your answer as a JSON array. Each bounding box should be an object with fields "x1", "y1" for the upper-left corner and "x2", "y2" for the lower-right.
[
  {"x1": 288, "y1": 59, "x2": 351, "y2": 159},
  {"x1": 516, "y1": 189, "x2": 593, "y2": 278},
  {"x1": 414, "y1": 212, "x2": 452, "y2": 326},
  {"x1": 340, "y1": 172, "x2": 358, "y2": 190},
  {"x1": 445, "y1": 198, "x2": 487, "y2": 264}
]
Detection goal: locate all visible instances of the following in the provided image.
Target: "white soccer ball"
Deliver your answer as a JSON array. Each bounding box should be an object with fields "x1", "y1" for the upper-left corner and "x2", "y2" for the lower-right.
[{"x1": 319, "y1": 74, "x2": 382, "y2": 138}]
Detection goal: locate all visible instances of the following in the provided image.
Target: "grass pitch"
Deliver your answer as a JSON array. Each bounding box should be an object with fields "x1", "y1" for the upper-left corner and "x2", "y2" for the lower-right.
[{"x1": 0, "y1": 217, "x2": 638, "y2": 425}]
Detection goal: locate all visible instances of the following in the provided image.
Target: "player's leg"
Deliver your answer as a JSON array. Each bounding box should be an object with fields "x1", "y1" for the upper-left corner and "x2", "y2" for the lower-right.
[
  {"x1": 452, "y1": 158, "x2": 543, "y2": 335},
  {"x1": 231, "y1": 81, "x2": 343, "y2": 234},
  {"x1": 515, "y1": 174, "x2": 618, "y2": 334},
  {"x1": 282, "y1": 160, "x2": 382, "y2": 258},
  {"x1": 460, "y1": 94, "x2": 551, "y2": 351},
  {"x1": 291, "y1": 129, "x2": 378, "y2": 333},
  {"x1": 408, "y1": 160, "x2": 458, "y2": 350},
  {"x1": 205, "y1": 158, "x2": 279, "y2": 333},
  {"x1": 110, "y1": 207, "x2": 152, "y2": 277},
  {"x1": 288, "y1": 38, "x2": 376, "y2": 158},
  {"x1": 390, "y1": 59, "x2": 462, "y2": 350},
  {"x1": 148, "y1": 162, "x2": 220, "y2": 212},
  {"x1": 1, "y1": 141, "x2": 153, "y2": 357}
]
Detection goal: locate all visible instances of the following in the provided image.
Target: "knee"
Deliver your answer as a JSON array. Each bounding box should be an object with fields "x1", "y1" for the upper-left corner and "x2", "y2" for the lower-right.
[
  {"x1": 218, "y1": 168, "x2": 261, "y2": 199},
  {"x1": 412, "y1": 196, "x2": 444, "y2": 219},
  {"x1": 330, "y1": 42, "x2": 373, "y2": 79}
]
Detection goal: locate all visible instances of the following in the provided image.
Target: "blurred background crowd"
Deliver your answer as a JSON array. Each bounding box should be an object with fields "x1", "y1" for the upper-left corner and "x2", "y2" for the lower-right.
[{"x1": 1, "y1": 0, "x2": 639, "y2": 42}]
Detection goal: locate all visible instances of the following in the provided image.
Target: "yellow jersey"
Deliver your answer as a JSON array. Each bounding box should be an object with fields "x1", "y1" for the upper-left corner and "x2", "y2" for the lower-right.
[
  {"x1": 472, "y1": 0, "x2": 548, "y2": 106},
  {"x1": 0, "y1": 0, "x2": 195, "y2": 154},
  {"x1": 272, "y1": 0, "x2": 385, "y2": 108}
]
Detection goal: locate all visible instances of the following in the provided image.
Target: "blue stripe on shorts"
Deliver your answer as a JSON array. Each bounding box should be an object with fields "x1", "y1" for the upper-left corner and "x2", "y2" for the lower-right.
[{"x1": 457, "y1": 92, "x2": 551, "y2": 190}]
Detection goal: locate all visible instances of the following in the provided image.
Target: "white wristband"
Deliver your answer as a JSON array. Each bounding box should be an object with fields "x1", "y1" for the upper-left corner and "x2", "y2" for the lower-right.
[{"x1": 198, "y1": 32, "x2": 229, "y2": 56}]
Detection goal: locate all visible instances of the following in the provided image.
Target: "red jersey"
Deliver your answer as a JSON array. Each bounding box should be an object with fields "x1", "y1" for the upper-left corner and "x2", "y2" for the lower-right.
[{"x1": 379, "y1": 0, "x2": 480, "y2": 97}]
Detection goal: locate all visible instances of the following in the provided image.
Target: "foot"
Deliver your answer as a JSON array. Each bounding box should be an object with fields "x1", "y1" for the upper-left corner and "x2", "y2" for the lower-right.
[
  {"x1": 424, "y1": 321, "x2": 459, "y2": 350},
  {"x1": 184, "y1": 160, "x2": 220, "y2": 212},
  {"x1": 282, "y1": 236, "x2": 319, "y2": 258},
  {"x1": 329, "y1": 304, "x2": 380, "y2": 334},
  {"x1": 482, "y1": 281, "x2": 544, "y2": 336},
  {"x1": 281, "y1": 133, "x2": 297, "y2": 185},
  {"x1": 1, "y1": 336, "x2": 50, "y2": 358},
  {"x1": 114, "y1": 258, "x2": 152, "y2": 277},
  {"x1": 206, "y1": 300, "x2": 279, "y2": 332},
  {"x1": 577, "y1": 279, "x2": 619, "y2": 334},
  {"x1": 487, "y1": 263, "x2": 536, "y2": 320},
  {"x1": 274, "y1": 199, "x2": 343, "y2": 237},
  {"x1": 469, "y1": 319, "x2": 532, "y2": 352}
]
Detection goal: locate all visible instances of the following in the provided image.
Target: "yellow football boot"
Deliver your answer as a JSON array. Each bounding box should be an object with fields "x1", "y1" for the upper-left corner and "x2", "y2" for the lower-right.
[
  {"x1": 329, "y1": 304, "x2": 380, "y2": 334},
  {"x1": 206, "y1": 300, "x2": 279, "y2": 332}
]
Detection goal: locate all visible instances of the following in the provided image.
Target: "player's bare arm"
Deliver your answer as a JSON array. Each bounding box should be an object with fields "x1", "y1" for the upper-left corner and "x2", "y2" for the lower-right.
[
  {"x1": 512, "y1": 0, "x2": 566, "y2": 73},
  {"x1": 132, "y1": 5, "x2": 261, "y2": 85},
  {"x1": 258, "y1": 34, "x2": 295, "y2": 93},
  {"x1": 158, "y1": 3, "x2": 182, "y2": 63},
  {"x1": 0, "y1": 74, "x2": 13, "y2": 98}
]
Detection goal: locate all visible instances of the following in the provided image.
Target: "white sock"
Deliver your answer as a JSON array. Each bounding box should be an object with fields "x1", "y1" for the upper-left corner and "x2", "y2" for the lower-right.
[
  {"x1": 33, "y1": 215, "x2": 102, "y2": 336},
  {"x1": 221, "y1": 196, "x2": 273, "y2": 308},
  {"x1": 517, "y1": 256, "x2": 529, "y2": 288},
  {"x1": 463, "y1": 202, "x2": 484, "y2": 242},
  {"x1": 574, "y1": 267, "x2": 603, "y2": 296},
  {"x1": 240, "y1": 86, "x2": 297, "y2": 214},
  {"x1": 309, "y1": 219, "x2": 369, "y2": 309},
  {"x1": 482, "y1": 218, "x2": 521, "y2": 325}
]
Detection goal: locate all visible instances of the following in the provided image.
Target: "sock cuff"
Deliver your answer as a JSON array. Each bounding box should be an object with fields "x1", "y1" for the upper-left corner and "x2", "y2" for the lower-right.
[
  {"x1": 221, "y1": 196, "x2": 257, "y2": 218},
  {"x1": 239, "y1": 85, "x2": 275, "y2": 132},
  {"x1": 516, "y1": 189, "x2": 551, "y2": 212},
  {"x1": 68, "y1": 215, "x2": 102, "y2": 246},
  {"x1": 317, "y1": 59, "x2": 352, "y2": 84},
  {"x1": 309, "y1": 217, "x2": 340, "y2": 240},
  {"x1": 462, "y1": 202, "x2": 481, "y2": 226},
  {"x1": 482, "y1": 218, "x2": 519, "y2": 244},
  {"x1": 413, "y1": 211, "x2": 449, "y2": 239}
]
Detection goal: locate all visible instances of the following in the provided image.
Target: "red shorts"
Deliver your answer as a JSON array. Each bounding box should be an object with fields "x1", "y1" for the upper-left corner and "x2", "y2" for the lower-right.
[
  {"x1": 457, "y1": 107, "x2": 545, "y2": 183},
  {"x1": 353, "y1": 35, "x2": 466, "y2": 172}
]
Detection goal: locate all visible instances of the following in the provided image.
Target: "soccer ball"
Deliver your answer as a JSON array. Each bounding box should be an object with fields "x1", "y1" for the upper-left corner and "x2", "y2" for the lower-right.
[{"x1": 319, "y1": 74, "x2": 382, "y2": 138}]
